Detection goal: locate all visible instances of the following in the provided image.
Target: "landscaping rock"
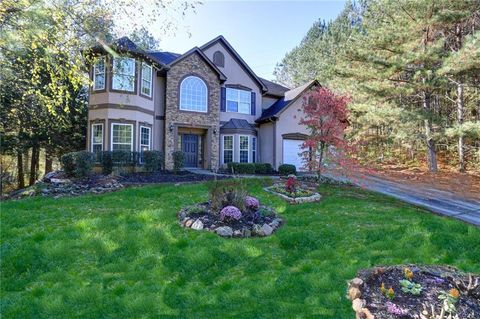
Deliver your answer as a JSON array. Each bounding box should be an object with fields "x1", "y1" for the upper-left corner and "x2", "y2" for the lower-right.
[
  {"x1": 191, "y1": 219, "x2": 204, "y2": 230},
  {"x1": 215, "y1": 226, "x2": 233, "y2": 237},
  {"x1": 233, "y1": 230, "x2": 243, "y2": 237},
  {"x1": 243, "y1": 228, "x2": 251, "y2": 238},
  {"x1": 258, "y1": 224, "x2": 274, "y2": 236},
  {"x1": 184, "y1": 219, "x2": 194, "y2": 228}
]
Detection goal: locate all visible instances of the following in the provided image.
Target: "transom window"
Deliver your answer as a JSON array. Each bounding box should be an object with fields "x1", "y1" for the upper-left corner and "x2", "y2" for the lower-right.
[
  {"x1": 239, "y1": 135, "x2": 249, "y2": 163},
  {"x1": 226, "y1": 88, "x2": 250, "y2": 114},
  {"x1": 111, "y1": 123, "x2": 133, "y2": 151},
  {"x1": 223, "y1": 135, "x2": 233, "y2": 164},
  {"x1": 140, "y1": 126, "x2": 151, "y2": 152},
  {"x1": 93, "y1": 57, "x2": 105, "y2": 91},
  {"x1": 141, "y1": 63, "x2": 152, "y2": 97},
  {"x1": 91, "y1": 123, "x2": 103, "y2": 153},
  {"x1": 180, "y1": 76, "x2": 208, "y2": 112},
  {"x1": 112, "y1": 57, "x2": 135, "y2": 92}
]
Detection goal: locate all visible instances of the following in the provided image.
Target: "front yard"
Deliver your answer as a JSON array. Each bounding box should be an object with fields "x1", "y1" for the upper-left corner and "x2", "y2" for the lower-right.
[{"x1": 1, "y1": 179, "x2": 479, "y2": 318}]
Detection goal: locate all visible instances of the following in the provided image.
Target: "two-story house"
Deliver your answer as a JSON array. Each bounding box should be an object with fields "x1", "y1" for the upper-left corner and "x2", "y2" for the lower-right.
[{"x1": 86, "y1": 35, "x2": 318, "y2": 171}]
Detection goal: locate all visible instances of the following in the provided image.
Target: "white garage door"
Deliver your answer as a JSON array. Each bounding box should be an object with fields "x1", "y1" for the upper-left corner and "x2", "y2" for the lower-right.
[{"x1": 282, "y1": 139, "x2": 305, "y2": 171}]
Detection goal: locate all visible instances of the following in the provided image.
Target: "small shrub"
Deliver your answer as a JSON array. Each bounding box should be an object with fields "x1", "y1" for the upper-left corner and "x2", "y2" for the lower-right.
[
  {"x1": 285, "y1": 175, "x2": 299, "y2": 194},
  {"x1": 100, "y1": 151, "x2": 113, "y2": 175},
  {"x1": 172, "y1": 151, "x2": 185, "y2": 173},
  {"x1": 227, "y1": 162, "x2": 255, "y2": 174},
  {"x1": 220, "y1": 206, "x2": 242, "y2": 222},
  {"x1": 278, "y1": 164, "x2": 296, "y2": 176},
  {"x1": 143, "y1": 150, "x2": 164, "y2": 172},
  {"x1": 254, "y1": 163, "x2": 274, "y2": 174},
  {"x1": 74, "y1": 151, "x2": 94, "y2": 177},
  {"x1": 60, "y1": 152, "x2": 76, "y2": 177},
  {"x1": 112, "y1": 150, "x2": 132, "y2": 165}
]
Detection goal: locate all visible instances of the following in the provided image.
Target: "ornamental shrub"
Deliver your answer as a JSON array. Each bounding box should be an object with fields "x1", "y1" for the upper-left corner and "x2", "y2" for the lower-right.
[
  {"x1": 278, "y1": 164, "x2": 296, "y2": 176},
  {"x1": 254, "y1": 163, "x2": 274, "y2": 174},
  {"x1": 227, "y1": 162, "x2": 255, "y2": 174},
  {"x1": 209, "y1": 179, "x2": 247, "y2": 213},
  {"x1": 172, "y1": 151, "x2": 185, "y2": 173},
  {"x1": 245, "y1": 196, "x2": 260, "y2": 211},
  {"x1": 220, "y1": 205, "x2": 242, "y2": 221},
  {"x1": 100, "y1": 151, "x2": 113, "y2": 175},
  {"x1": 74, "y1": 151, "x2": 95, "y2": 178},
  {"x1": 60, "y1": 152, "x2": 76, "y2": 177},
  {"x1": 143, "y1": 150, "x2": 164, "y2": 172}
]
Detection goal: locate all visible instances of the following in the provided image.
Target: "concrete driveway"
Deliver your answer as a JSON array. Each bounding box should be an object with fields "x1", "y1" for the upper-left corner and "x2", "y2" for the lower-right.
[{"x1": 326, "y1": 173, "x2": 480, "y2": 227}]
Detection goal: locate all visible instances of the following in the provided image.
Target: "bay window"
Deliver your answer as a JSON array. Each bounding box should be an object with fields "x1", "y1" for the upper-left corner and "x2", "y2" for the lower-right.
[
  {"x1": 239, "y1": 135, "x2": 249, "y2": 163},
  {"x1": 91, "y1": 123, "x2": 103, "y2": 153},
  {"x1": 223, "y1": 135, "x2": 233, "y2": 164},
  {"x1": 111, "y1": 123, "x2": 133, "y2": 151},
  {"x1": 93, "y1": 57, "x2": 105, "y2": 91},
  {"x1": 141, "y1": 63, "x2": 152, "y2": 97},
  {"x1": 112, "y1": 57, "x2": 135, "y2": 92},
  {"x1": 226, "y1": 88, "x2": 250, "y2": 114},
  {"x1": 251, "y1": 136, "x2": 257, "y2": 163}
]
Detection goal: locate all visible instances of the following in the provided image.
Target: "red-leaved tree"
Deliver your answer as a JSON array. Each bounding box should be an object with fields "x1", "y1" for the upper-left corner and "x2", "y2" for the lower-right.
[{"x1": 299, "y1": 87, "x2": 350, "y2": 177}]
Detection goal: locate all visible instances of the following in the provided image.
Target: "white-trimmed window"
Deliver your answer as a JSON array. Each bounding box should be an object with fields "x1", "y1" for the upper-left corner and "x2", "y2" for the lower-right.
[
  {"x1": 93, "y1": 57, "x2": 105, "y2": 91},
  {"x1": 180, "y1": 76, "x2": 207, "y2": 112},
  {"x1": 140, "y1": 126, "x2": 151, "y2": 152},
  {"x1": 223, "y1": 135, "x2": 233, "y2": 164},
  {"x1": 91, "y1": 123, "x2": 103, "y2": 153},
  {"x1": 111, "y1": 123, "x2": 133, "y2": 151},
  {"x1": 141, "y1": 63, "x2": 152, "y2": 97},
  {"x1": 226, "y1": 88, "x2": 250, "y2": 114},
  {"x1": 251, "y1": 136, "x2": 257, "y2": 163},
  {"x1": 239, "y1": 135, "x2": 249, "y2": 163},
  {"x1": 112, "y1": 57, "x2": 135, "y2": 92}
]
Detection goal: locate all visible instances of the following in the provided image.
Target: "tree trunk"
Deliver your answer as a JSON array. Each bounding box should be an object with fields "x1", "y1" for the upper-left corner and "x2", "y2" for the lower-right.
[
  {"x1": 29, "y1": 146, "x2": 38, "y2": 186},
  {"x1": 457, "y1": 82, "x2": 465, "y2": 172},
  {"x1": 423, "y1": 91, "x2": 438, "y2": 172},
  {"x1": 17, "y1": 152, "x2": 25, "y2": 189},
  {"x1": 317, "y1": 141, "x2": 325, "y2": 178},
  {"x1": 45, "y1": 149, "x2": 53, "y2": 174}
]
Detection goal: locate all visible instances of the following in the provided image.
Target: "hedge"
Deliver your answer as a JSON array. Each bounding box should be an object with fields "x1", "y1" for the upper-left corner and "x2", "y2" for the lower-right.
[
  {"x1": 143, "y1": 151, "x2": 165, "y2": 172},
  {"x1": 227, "y1": 162, "x2": 274, "y2": 175},
  {"x1": 278, "y1": 164, "x2": 296, "y2": 176},
  {"x1": 60, "y1": 151, "x2": 94, "y2": 178}
]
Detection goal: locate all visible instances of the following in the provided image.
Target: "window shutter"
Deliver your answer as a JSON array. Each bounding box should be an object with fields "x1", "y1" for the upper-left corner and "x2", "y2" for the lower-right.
[
  {"x1": 251, "y1": 92, "x2": 256, "y2": 115},
  {"x1": 220, "y1": 87, "x2": 226, "y2": 112}
]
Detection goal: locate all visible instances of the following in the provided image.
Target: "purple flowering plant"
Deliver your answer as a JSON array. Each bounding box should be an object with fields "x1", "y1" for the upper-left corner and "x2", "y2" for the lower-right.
[
  {"x1": 220, "y1": 206, "x2": 242, "y2": 221},
  {"x1": 386, "y1": 301, "x2": 406, "y2": 316},
  {"x1": 245, "y1": 196, "x2": 260, "y2": 211}
]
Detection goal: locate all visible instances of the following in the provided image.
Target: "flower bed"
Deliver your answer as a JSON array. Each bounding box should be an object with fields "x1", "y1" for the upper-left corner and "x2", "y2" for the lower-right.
[
  {"x1": 178, "y1": 180, "x2": 283, "y2": 238},
  {"x1": 347, "y1": 265, "x2": 480, "y2": 319},
  {"x1": 264, "y1": 175, "x2": 321, "y2": 204}
]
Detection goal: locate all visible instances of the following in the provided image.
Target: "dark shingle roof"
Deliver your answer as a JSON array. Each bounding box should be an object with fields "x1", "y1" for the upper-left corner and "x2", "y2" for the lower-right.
[
  {"x1": 221, "y1": 118, "x2": 256, "y2": 131},
  {"x1": 146, "y1": 51, "x2": 181, "y2": 65},
  {"x1": 259, "y1": 78, "x2": 290, "y2": 97},
  {"x1": 256, "y1": 80, "x2": 319, "y2": 123}
]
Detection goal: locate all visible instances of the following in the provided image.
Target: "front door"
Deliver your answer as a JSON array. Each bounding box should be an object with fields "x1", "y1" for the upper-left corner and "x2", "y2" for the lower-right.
[{"x1": 182, "y1": 134, "x2": 198, "y2": 167}]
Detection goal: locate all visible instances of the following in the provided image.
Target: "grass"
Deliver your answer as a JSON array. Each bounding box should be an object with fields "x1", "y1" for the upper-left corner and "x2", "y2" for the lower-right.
[{"x1": 1, "y1": 179, "x2": 479, "y2": 318}]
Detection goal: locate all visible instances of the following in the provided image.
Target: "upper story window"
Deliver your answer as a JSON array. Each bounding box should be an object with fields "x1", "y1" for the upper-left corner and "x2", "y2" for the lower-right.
[
  {"x1": 213, "y1": 51, "x2": 225, "y2": 67},
  {"x1": 112, "y1": 57, "x2": 135, "y2": 92},
  {"x1": 180, "y1": 76, "x2": 207, "y2": 112},
  {"x1": 93, "y1": 57, "x2": 105, "y2": 91},
  {"x1": 226, "y1": 88, "x2": 250, "y2": 114},
  {"x1": 141, "y1": 62, "x2": 152, "y2": 97}
]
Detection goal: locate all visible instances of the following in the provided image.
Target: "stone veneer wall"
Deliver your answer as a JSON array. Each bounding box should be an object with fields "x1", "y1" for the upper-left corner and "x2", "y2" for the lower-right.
[{"x1": 164, "y1": 52, "x2": 221, "y2": 170}]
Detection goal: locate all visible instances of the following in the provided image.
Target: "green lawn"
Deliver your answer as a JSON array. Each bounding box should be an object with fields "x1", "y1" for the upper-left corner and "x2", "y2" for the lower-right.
[{"x1": 1, "y1": 179, "x2": 479, "y2": 318}]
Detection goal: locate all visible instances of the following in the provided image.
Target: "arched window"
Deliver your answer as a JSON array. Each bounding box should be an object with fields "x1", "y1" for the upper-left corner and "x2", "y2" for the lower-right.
[
  {"x1": 180, "y1": 76, "x2": 207, "y2": 112},
  {"x1": 213, "y1": 51, "x2": 225, "y2": 67}
]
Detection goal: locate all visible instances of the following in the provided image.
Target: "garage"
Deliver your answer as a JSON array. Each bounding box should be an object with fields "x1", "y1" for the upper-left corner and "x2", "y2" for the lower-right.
[{"x1": 282, "y1": 139, "x2": 306, "y2": 171}]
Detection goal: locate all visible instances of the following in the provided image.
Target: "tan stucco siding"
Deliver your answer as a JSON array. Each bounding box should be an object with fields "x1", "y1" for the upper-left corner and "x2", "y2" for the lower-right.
[
  {"x1": 258, "y1": 121, "x2": 275, "y2": 166},
  {"x1": 274, "y1": 98, "x2": 309, "y2": 169},
  {"x1": 202, "y1": 43, "x2": 262, "y2": 123}
]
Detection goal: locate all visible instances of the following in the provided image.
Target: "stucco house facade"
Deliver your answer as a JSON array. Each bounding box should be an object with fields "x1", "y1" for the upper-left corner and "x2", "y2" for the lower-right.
[{"x1": 86, "y1": 35, "x2": 318, "y2": 170}]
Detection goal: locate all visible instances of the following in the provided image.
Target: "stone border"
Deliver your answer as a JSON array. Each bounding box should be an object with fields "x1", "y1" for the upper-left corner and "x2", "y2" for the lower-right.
[
  {"x1": 263, "y1": 186, "x2": 321, "y2": 204},
  {"x1": 346, "y1": 277, "x2": 375, "y2": 319}
]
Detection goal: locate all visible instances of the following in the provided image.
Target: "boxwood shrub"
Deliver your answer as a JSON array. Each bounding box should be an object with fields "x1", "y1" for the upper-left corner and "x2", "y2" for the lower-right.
[
  {"x1": 60, "y1": 151, "x2": 95, "y2": 178},
  {"x1": 227, "y1": 162, "x2": 273, "y2": 175},
  {"x1": 278, "y1": 164, "x2": 296, "y2": 176},
  {"x1": 143, "y1": 151, "x2": 164, "y2": 172},
  {"x1": 254, "y1": 163, "x2": 274, "y2": 174},
  {"x1": 172, "y1": 151, "x2": 185, "y2": 173},
  {"x1": 60, "y1": 152, "x2": 76, "y2": 177},
  {"x1": 99, "y1": 151, "x2": 113, "y2": 175}
]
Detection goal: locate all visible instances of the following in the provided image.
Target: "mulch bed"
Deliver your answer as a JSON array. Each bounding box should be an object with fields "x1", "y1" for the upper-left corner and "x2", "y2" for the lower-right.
[
  {"x1": 119, "y1": 171, "x2": 231, "y2": 184},
  {"x1": 347, "y1": 265, "x2": 480, "y2": 318}
]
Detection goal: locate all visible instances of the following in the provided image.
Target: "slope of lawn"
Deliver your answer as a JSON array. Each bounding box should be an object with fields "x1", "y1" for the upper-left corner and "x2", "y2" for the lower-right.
[{"x1": 1, "y1": 179, "x2": 479, "y2": 318}]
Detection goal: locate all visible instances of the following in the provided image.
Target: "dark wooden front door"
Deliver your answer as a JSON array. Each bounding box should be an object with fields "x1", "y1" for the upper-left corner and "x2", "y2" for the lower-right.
[{"x1": 182, "y1": 134, "x2": 198, "y2": 167}]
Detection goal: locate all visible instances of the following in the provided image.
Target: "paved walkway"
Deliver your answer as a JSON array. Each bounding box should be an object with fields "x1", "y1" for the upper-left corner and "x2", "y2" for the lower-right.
[{"x1": 186, "y1": 168, "x2": 480, "y2": 226}]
